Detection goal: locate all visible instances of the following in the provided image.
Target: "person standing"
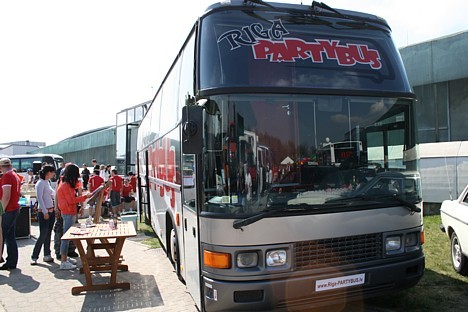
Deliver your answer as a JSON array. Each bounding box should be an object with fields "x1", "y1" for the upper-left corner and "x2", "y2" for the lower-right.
[
  {"x1": 92, "y1": 159, "x2": 99, "y2": 171},
  {"x1": 99, "y1": 164, "x2": 109, "y2": 182},
  {"x1": 56, "y1": 162, "x2": 65, "y2": 179},
  {"x1": 56, "y1": 164, "x2": 91, "y2": 270},
  {"x1": 53, "y1": 166, "x2": 78, "y2": 260},
  {"x1": 0, "y1": 201, "x2": 4, "y2": 262},
  {"x1": 26, "y1": 168, "x2": 35, "y2": 184},
  {"x1": 81, "y1": 164, "x2": 90, "y2": 190},
  {"x1": 0, "y1": 158, "x2": 21, "y2": 270},
  {"x1": 88, "y1": 169, "x2": 105, "y2": 217},
  {"x1": 109, "y1": 169, "x2": 123, "y2": 217},
  {"x1": 31, "y1": 165, "x2": 56, "y2": 265}
]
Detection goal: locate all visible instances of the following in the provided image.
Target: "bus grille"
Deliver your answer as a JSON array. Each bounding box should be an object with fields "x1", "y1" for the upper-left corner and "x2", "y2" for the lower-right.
[{"x1": 294, "y1": 233, "x2": 383, "y2": 270}]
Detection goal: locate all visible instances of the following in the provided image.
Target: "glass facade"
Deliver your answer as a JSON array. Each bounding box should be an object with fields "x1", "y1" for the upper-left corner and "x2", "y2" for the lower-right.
[{"x1": 413, "y1": 77, "x2": 468, "y2": 143}]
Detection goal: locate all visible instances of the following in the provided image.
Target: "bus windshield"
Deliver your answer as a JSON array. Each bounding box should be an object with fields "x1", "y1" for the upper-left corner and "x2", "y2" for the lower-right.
[{"x1": 201, "y1": 94, "x2": 420, "y2": 215}]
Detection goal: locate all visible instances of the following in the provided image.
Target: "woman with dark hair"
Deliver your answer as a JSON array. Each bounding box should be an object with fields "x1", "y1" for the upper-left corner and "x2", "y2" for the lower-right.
[
  {"x1": 31, "y1": 165, "x2": 56, "y2": 265},
  {"x1": 56, "y1": 164, "x2": 91, "y2": 270}
]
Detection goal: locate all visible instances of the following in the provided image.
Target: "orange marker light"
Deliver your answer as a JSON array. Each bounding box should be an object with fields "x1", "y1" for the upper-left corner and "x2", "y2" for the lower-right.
[
  {"x1": 420, "y1": 230, "x2": 425, "y2": 245},
  {"x1": 175, "y1": 212, "x2": 180, "y2": 227},
  {"x1": 204, "y1": 250, "x2": 231, "y2": 269}
]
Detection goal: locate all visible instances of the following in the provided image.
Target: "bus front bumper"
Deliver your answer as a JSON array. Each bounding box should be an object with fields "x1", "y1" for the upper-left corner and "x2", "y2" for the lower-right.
[{"x1": 202, "y1": 255, "x2": 424, "y2": 311}]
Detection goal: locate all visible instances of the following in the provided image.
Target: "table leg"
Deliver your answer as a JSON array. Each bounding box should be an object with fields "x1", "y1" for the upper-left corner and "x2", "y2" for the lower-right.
[
  {"x1": 74, "y1": 240, "x2": 92, "y2": 287},
  {"x1": 109, "y1": 237, "x2": 126, "y2": 285}
]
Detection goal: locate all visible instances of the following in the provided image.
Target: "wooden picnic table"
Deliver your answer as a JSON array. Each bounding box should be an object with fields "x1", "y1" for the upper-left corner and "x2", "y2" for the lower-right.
[{"x1": 62, "y1": 221, "x2": 137, "y2": 295}]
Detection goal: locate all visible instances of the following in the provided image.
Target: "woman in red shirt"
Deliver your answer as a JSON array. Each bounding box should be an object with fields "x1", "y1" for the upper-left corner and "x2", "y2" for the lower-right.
[{"x1": 56, "y1": 164, "x2": 91, "y2": 270}]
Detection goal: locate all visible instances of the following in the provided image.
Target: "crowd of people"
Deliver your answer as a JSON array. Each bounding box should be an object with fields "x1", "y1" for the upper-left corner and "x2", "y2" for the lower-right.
[{"x1": 0, "y1": 157, "x2": 137, "y2": 271}]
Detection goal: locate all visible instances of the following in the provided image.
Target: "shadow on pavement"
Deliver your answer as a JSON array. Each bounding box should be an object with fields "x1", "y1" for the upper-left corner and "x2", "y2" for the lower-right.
[
  {"x1": 78, "y1": 272, "x2": 164, "y2": 312},
  {"x1": 0, "y1": 269, "x2": 40, "y2": 293}
]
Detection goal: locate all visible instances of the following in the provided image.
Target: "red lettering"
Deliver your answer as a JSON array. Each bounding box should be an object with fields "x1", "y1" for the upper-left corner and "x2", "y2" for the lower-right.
[
  {"x1": 317, "y1": 39, "x2": 339, "y2": 59},
  {"x1": 336, "y1": 46, "x2": 355, "y2": 66},
  {"x1": 253, "y1": 40, "x2": 274, "y2": 59},
  {"x1": 148, "y1": 138, "x2": 178, "y2": 209},
  {"x1": 360, "y1": 45, "x2": 382, "y2": 69},
  {"x1": 253, "y1": 38, "x2": 381, "y2": 70}
]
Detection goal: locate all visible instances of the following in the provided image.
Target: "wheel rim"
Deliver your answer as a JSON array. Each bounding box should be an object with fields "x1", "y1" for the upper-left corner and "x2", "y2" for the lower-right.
[
  {"x1": 452, "y1": 235, "x2": 462, "y2": 268},
  {"x1": 170, "y1": 229, "x2": 178, "y2": 263}
]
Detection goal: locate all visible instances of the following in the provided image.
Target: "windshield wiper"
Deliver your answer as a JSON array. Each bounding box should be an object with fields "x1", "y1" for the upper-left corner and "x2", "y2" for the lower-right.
[
  {"x1": 384, "y1": 194, "x2": 421, "y2": 213},
  {"x1": 326, "y1": 193, "x2": 421, "y2": 213},
  {"x1": 233, "y1": 206, "x2": 306, "y2": 230},
  {"x1": 243, "y1": 0, "x2": 278, "y2": 10},
  {"x1": 310, "y1": 1, "x2": 347, "y2": 19},
  {"x1": 274, "y1": 14, "x2": 332, "y2": 26},
  {"x1": 310, "y1": 2, "x2": 387, "y2": 32}
]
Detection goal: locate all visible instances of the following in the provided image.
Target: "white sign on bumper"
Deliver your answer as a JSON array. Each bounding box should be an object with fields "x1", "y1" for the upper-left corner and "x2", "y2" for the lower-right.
[{"x1": 315, "y1": 273, "x2": 365, "y2": 292}]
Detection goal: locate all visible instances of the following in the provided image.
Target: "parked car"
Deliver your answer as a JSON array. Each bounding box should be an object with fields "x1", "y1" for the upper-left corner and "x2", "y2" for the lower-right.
[{"x1": 440, "y1": 184, "x2": 468, "y2": 275}]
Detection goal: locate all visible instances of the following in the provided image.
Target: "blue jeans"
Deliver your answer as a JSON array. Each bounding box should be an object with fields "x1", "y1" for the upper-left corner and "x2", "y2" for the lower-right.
[
  {"x1": 60, "y1": 214, "x2": 76, "y2": 257},
  {"x1": 32, "y1": 211, "x2": 55, "y2": 260},
  {"x1": 1, "y1": 209, "x2": 20, "y2": 268}
]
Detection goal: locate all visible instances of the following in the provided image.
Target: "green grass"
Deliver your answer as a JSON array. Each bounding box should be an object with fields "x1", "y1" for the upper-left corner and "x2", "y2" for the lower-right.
[
  {"x1": 137, "y1": 219, "x2": 161, "y2": 248},
  {"x1": 363, "y1": 215, "x2": 468, "y2": 311}
]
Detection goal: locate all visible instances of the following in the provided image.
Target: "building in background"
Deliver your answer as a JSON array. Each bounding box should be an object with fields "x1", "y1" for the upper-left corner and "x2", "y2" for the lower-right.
[
  {"x1": 0, "y1": 140, "x2": 45, "y2": 156},
  {"x1": 28, "y1": 101, "x2": 148, "y2": 174},
  {"x1": 29, "y1": 126, "x2": 116, "y2": 168},
  {"x1": 400, "y1": 30, "x2": 468, "y2": 211}
]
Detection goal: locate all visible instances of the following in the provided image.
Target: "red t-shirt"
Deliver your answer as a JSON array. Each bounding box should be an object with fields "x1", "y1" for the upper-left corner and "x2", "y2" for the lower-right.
[
  {"x1": 130, "y1": 176, "x2": 137, "y2": 193},
  {"x1": 89, "y1": 175, "x2": 105, "y2": 193},
  {"x1": 122, "y1": 184, "x2": 133, "y2": 197},
  {"x1": 110, "y1": 175, "x2": 123, "y2": 193},
  {"x1": 0, "y1": 171, "x2": 21, "y2": 212},
  {"x1": 57, "y1": 182, "x2": 87, "y2": 215}
]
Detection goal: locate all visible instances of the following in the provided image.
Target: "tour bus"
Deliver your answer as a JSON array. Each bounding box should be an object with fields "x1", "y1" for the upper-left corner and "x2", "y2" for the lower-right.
[
  {"x1": 136, "y1": 1, "x2": 425, "y2": 311},
  {"x1": 8, "y1": 153, "x2": 64, "y2": 187}
]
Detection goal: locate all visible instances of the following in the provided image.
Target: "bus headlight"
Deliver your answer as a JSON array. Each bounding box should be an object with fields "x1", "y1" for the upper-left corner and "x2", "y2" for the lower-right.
[
  {"x1": 385, "y1": 236, "x2": 401, "y2": 253},
  {"x1": 405, "y1": 232, "x2": 418, "y2": 247},
  {"x1": 237, "y1": 252, "x2": 258, "y2": 268},
  {"x1": 266, "y1": 249, "x2": 287, "y2": 267}
]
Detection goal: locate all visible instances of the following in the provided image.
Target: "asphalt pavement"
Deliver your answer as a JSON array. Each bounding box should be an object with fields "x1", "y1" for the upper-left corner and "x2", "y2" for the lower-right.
[{"x1": 0, "y1": 221, "x2": 198, "y2": 312}]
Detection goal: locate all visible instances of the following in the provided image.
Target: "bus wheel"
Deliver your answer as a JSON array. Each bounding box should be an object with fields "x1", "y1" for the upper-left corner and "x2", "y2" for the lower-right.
[
  {"x1": 170, "y1": 228, "x2": 182, "y2": 280},
  {"x1": 451, "y1": 232, "x2": 468, "y2": 275}
]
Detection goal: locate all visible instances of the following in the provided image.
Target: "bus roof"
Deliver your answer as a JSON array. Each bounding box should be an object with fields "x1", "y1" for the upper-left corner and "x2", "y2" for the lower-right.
[
  {"x1": 8, "y1": 153, "x2": 64, "y2": 159},
  {"x1": 203, "y1": 0, "x2": 390, "y2": 30}
]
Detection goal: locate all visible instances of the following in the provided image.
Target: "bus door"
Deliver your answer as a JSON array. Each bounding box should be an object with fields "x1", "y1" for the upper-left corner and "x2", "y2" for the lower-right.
[
  {"x1": 137, "y1": 151, "x2": 151, "y2": 224},
  {"x1": 182, "y1": 154, "x2": 201, "y2": 306}
]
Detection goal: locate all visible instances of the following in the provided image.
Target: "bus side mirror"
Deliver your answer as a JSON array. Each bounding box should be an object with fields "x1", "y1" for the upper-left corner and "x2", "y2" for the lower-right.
[{"x1": 182, "y1": 105, "x2": 203, "y2": 154}]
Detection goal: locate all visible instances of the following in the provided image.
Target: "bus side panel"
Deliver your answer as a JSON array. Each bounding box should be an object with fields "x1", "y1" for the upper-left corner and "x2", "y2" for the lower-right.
[
  {"x1": 146, "y1": 133, "x2": 185, "y2": 277},
  {"x1": 148, "y1": 176, "x2": 167, "y2": 248}
]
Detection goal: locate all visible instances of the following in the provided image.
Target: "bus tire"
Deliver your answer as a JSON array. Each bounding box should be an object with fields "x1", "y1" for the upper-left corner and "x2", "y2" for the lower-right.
[
  {"x1": 451, "y1": 231, "x2": 468, "y2": 275},
  {"x1": 169, "y1": 228, "x2": 183, "y2": 281}
]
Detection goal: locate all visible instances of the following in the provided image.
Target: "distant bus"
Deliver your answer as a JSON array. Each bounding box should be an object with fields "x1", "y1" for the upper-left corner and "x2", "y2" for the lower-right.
[{"x1": 8, "y1": 153, "x2": 64, "y2": 185}]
